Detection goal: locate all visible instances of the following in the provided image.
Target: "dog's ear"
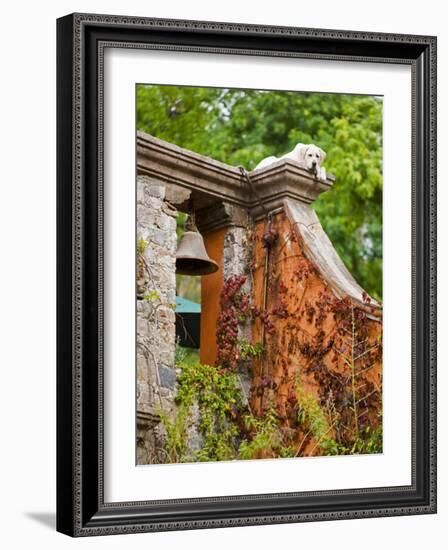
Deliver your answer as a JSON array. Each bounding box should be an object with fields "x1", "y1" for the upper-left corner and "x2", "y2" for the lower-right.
[
  {"x1": 295, "y1": 144, "x2": 308, "y2": 162},
  {"x1": 318, "y1": 147, "x2": 326, "y2": 162}
]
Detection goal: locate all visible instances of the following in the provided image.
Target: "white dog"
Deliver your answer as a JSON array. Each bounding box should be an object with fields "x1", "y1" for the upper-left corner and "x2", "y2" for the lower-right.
[{"x1": 255, "y1": 143, "x2": 327, "y2": 181}]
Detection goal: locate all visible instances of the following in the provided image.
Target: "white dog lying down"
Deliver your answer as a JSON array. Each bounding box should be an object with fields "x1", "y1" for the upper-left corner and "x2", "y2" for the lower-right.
[{"x1": 255, "y1": 143, "x2": 327, "y2": 181}]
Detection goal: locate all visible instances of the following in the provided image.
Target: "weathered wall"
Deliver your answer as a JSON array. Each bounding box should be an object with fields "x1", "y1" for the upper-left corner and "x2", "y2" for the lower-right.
[
  {"x1": 250, "y1": 207, "x2": 382, "y2": 456},
  {"x1": 200, "y1": 229, "x2": 225, "y2": 366},
  {"x1": 135, "y1": 133, "x2": 383, "y2": 461},
  {"x1": 136, "y1": 175, "x2": 178, "y2": 464},
  {"x1": 222, "y1": 226, "x2": 253, "y2": 401},
  {"x1": 200, "y1": 224, "x2": 253, "y2": 366}
]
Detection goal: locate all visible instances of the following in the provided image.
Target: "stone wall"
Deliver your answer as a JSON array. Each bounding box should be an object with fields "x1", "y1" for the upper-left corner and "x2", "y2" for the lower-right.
[
  {"x1": 136, "y1": 175, "x2": 177, "y2": 464},
  {"x1": 222, "y1": 224, "x2": 253, "y2": 403},
  {"x1": 199, "y1": 204, "x2": 254, "y2": 366}
]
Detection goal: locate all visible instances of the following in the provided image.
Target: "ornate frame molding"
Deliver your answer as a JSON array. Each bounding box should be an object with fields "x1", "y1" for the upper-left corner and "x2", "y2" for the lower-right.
[{"x1": 56, "y1": 12, "x2": 437, "y2": 537}]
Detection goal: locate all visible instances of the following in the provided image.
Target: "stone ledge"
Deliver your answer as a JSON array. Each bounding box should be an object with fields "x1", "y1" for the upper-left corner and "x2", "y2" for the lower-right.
[
  {"x1": 249, "y1": 159, "x2": 335, "y2": 219},
  {"x1": 137, "y1": 410, "x2": 161, "y2": 428},
  {"x1": 196, "y1": 203, "x2": 250, "y2": 234},
  {"x1": 137, "y1": 131, "x2": 335, "y2": 216},
  {"x1": 137, "y1": 131, "x2": 247, "y2": 207}
]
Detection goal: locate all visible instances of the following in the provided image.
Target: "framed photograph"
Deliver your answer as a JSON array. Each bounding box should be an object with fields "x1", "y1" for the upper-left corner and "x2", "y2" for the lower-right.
[{"x1": 56, "y1": 13, "x2": 437, "y2": 536}]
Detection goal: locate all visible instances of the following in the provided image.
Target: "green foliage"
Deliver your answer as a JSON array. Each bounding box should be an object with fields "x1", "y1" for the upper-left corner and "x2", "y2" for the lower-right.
[
  {"x1": 176, "y1": 211, "x2": 188, "y2": 238},
  {"x1": 142, "y1": 289, "x2": 161, "y2": 302},
  {"x1": 164, "y1": 301, "x2": 382, "y2": 463},
  {"x1": 161, "y1": 354, "x2": 380, "y2": 462},
  {"x1": 351, "y1": 423, "x2": 383, "y2": 454},
  {"x1": 137, "y1": 85, "x2": 383, "y2": 299},
  {"x1": 174, "y1": 341, "x2": 188, "y2": 365},
  {"x1": 174, "y1": 342, "x2": 199, "y2": 368},
  {"x1": 238, "y1": 406, "x2": 294, "y2": 459},
  {"x1": 238, "y1": 339, "x2": 264, "y2": 360},
  {"x1": 157, "y1": 403, "x2": 192, "y2": 463},
  {"x1": 156, "y1": 346, "x2": 202, "y2": 464},
  {"x1": 137, "y1": 85, "x2": 223, "y2": 154},
  {"x1": 167, "y1": 351, "x2": 295, "y2": 461},
  {"x1": 295, "y1": 374, "x2": 340, "y2": 456},
  {"x1": 137, "y1": 238, "x2": 148, "y2": 254},
  {"x1": 175, "y1": 361, "x2": 241, "y2": 461}
]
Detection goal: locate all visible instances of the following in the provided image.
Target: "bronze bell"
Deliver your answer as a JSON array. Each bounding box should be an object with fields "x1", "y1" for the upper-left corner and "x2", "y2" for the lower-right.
[{"x1": 176, "y1": 229, "x2": 219, "y2": 276}]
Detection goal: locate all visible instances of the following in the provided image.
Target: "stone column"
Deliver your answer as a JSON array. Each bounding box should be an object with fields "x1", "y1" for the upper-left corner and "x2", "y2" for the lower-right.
[
  {"x1": 136, "y1": 175, "x2": 177, "y2": 464},
  {"x1": 197, "y1": 203, "x2": 254, "y2": 402},
  {"x1": 197, "y1": 203, "x2": 253, "y2": 367}
]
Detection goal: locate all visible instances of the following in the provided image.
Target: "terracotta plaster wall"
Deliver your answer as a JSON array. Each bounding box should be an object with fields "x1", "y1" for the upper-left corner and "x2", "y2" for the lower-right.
[
  {"x1": 200, "y1": 228, "x2": 226, "y2": 366},
  {"x1": 250, "y1": 210, "x2": 382, "y2": 454}
]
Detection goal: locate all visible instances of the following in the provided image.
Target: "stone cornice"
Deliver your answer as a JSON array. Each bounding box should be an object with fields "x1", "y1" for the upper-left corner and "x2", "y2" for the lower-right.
[
  {"x1": 196, "y1": 203, "x2": 250, "y2": 234},
  {"x1": 248, "y1": 160, "x2": 335, "y2": 219},
  {"x1": 137, "y1": 131, "x2": 248, "y2": 206},
  {"x1": 136, "y1": 410, "x2": 161, "y2": 428},
  {"x1": 137, "y1": 131, "x2": 335, "y2": 216}
]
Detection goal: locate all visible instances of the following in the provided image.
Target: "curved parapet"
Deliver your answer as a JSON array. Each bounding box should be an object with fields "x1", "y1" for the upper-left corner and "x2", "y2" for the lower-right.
[{"x1": 284, "y1": 198, "x2": 381, "y2": 318}]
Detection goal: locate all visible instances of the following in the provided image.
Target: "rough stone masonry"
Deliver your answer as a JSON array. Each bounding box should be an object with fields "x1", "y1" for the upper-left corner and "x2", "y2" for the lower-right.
[
  {"x1": 136, "y1": 175, "x2": 178, "y2": 464},
  {"x1": 222, "y1": 224, "x2": 253, "y2": 403}
]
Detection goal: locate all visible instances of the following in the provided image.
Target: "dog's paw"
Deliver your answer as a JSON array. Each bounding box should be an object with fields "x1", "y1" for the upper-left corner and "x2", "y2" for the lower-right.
[{"x1": 317, "y1": 167, "x2": 327, "y2": 181}]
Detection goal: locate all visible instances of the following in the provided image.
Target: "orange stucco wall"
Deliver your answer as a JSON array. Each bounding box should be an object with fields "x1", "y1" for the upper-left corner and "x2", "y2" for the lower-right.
[
  {"x1": 198, "y1": 211, "x2": 382, "y2": 457},
  {"x1": 200, "y1": 228, "x2": 226, "y2": 366},
  {"x1": 250, "y1": 211, "x2": 382, "y2": 455}
]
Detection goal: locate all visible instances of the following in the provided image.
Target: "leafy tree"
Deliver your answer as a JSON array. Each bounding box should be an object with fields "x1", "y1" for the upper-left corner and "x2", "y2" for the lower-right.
[{"x1": 137, "y1": 85, "x2": 382, "y2": 299}]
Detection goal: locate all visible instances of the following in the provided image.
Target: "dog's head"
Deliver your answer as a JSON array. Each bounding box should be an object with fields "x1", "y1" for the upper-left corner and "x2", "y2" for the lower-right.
[{"x1": 296, "y1": 144, "x2": 326, "y2": 172}]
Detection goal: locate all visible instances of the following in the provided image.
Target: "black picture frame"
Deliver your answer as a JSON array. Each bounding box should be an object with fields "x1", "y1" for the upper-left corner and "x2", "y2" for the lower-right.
[{"x1": 56, "y1": 13, "x2": 437, "y2": 537}]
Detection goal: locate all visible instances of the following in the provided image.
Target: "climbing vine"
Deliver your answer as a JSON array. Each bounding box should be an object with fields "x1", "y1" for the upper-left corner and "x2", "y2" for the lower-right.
[
  {"x1": 161, "y1": 351, "x2": 298, "y2": 462},
  {"x1": 288, "y1": 275, "x2": 383, "y2": 454},
  {"x1": 215, "y1": 274, "x2": 252, "y2": 370},
  {"x1": 175, "y1": 360, "x2": 242, "y2": 461},
  {"x1": 159, "y1": 217, "x2": 382, "y2": 462}
]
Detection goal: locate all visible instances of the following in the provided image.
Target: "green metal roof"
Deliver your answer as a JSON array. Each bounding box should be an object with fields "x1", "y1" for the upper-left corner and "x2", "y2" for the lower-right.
[{"x1": 175, "y1": 296, "x2": 201, "y2": 314}]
